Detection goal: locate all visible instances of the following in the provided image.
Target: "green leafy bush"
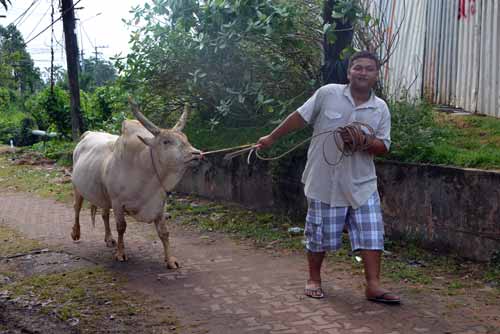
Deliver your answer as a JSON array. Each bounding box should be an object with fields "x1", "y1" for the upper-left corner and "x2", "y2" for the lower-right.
[
  {"x1": 82, "y1": 84, "x2": 128, "y2": 133},
  {"x1": 32, "y1": 140, "x2": 76, "y2": 166},
  {"x1": 386, "y1": 101, "x2": 448, "y2": 163},
  {"x1": 122, "y1": 0, "x2": 322, "y2": 126},
  {"x1": 0, "y1": 106, "x2": 37, "y2": 146},
  {"x1": 25, "y1": 87, "x2": 71, "y2": 138}
]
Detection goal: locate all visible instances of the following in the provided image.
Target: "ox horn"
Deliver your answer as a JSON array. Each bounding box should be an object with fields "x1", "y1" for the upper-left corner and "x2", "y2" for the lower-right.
[
  {"x1": 173, "y1": 103, "x2": 189, "y2": 131},
  {"x1": 128, "y1": 97, "x2": 160, "y2": 136}
]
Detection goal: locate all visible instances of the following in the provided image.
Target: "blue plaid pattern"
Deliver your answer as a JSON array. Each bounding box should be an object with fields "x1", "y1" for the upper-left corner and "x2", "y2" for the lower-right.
[{"x1": 304, "y1": 192, "x2": 384, "y2": 252}]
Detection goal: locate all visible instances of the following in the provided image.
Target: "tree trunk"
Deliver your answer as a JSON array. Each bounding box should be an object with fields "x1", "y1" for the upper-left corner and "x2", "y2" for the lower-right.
[{"x1": 322, "y1": 0, "x2": 354, "y2": 85}]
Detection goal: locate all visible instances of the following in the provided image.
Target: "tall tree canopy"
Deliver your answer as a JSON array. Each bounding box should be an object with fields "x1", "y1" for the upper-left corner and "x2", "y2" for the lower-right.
[
  {"x1": 0, "y1": 24, "x2": 42, "y2": 95},
  {"x1": 79, "y1": 58, "x2": 117, "y2": 92}
]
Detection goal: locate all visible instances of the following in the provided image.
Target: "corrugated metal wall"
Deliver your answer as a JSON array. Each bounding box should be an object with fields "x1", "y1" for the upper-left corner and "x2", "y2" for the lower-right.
[
  {"x1": 477, "y1": 0, "x2": 500, "y2": 118},
  {"x1": 378, "y1": 0, "x2": 427, "y2": 101},
  {"x1": 377, "y1": 0, "x2": 500, "y2": 118}
]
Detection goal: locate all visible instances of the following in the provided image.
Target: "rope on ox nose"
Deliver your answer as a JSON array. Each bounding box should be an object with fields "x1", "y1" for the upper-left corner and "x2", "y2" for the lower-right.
[{"x1": 201, "y1": 122, "x2": 375, "y2": 166}]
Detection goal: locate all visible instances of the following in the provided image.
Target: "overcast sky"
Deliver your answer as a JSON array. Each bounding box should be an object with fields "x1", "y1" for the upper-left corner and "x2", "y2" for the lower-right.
[{"x1": 1, "y1": 0, "x2": 145, "y2": 75}]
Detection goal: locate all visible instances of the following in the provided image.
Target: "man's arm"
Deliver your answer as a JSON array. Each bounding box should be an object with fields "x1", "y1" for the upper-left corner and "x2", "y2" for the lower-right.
[
  {"x1": 257, "y1": 111, "x2": 307, "y2": 149},
  {"x1": 365, "y1": 138, "x2": 388, "y2": 156}
]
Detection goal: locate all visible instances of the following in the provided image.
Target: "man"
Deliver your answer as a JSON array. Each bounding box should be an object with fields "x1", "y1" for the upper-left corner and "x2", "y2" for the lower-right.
[{"x1": 257, "y1": 51, "x2": 400, "y2": 304}]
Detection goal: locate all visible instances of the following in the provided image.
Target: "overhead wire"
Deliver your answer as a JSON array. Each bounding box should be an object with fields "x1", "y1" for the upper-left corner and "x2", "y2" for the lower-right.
[
  {"x1": 79, "y1": 20, "x2": 95, "y2": 50},
  {"x1": 25, "y1": 2, "x2": 52, "y2": 41},
  {"x1": 16, "y1": 0, "x2": 43, "y2": 28},
  {"x1": 10, "y1": 0, "x2": 38, "y2": 26},
  {"x1": 24, "y1": 0, "x2": 83, "y2": 45}
]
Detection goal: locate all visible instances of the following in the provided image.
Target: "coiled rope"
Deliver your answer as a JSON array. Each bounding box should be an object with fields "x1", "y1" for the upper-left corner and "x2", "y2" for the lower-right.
[{"x1": 202, "y1": 122, "x2": 375, "y2": 166}]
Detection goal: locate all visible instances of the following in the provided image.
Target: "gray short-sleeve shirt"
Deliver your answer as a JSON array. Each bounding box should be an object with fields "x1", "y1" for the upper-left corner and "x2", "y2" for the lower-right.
[{"x1": 297, "y1": 84, "x2": 391, "y2": 209}]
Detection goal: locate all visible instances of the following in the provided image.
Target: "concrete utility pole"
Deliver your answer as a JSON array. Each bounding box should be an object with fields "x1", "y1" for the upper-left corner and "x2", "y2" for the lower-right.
[
  {"x1": 50, "y1": 0, "x2": 55, "y2": 93},
  {"x1": 61, "y1": 0, "x2": 84, "y2": 141},
  {"x1": 93, "y1": 45, "x2": 108, "y2": 63}
]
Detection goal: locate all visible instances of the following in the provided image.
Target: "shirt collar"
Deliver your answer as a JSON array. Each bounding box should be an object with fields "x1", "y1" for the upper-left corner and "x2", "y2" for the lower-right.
[{"x1": 343, "y1": 85, "x2": 377, "y2": 109}]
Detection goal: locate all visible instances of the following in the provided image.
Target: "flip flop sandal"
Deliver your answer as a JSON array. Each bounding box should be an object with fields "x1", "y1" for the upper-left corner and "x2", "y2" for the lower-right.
[
  {"x1": 367, "y1": 292, "x2": 401, "y2": 304},
  {"x1": 304, "y1": 286, "x2": 325, "y2": 299}
]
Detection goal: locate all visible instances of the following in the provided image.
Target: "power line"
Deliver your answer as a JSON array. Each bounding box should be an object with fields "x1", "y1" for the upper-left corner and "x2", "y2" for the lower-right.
[
  {"x1": 24, "y1": 0, "x2": 82, "y2": 45},
  {"x1": 16, "y1": 0, "x2": 42, "y2": 28},
  {"x1": 25, "y1": 2, "x2": 51, "y2": 41},
  {"x1": 11, "y1": 0, "x2": 38, "y2": 26},
  {"x1": 79, "y1": 20, "x2": 94, "y2": 50}
]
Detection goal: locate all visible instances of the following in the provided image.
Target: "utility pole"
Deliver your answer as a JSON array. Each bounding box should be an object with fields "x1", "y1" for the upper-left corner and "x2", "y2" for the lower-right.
[
  {"x1": 80, "y1": 49, "x2": 84, "y2": 70},
  {"x1": 61, "y1": 0, "x2": 84, "y2": 141},
  {"x1": 93, "y1": 44, "x2": 108, "y2": 62},
  {"x1": 93, "y1": 44, "x2": 108, "y2": 84},
  {"x1": 50, "y1": 0, "x2": 55, "y2": 93}
]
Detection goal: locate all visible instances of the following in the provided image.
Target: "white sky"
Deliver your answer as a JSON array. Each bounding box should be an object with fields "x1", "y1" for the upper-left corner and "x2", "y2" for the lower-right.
[{"x1": 1, "y1": 0, "x2": 145, "y2": 75}]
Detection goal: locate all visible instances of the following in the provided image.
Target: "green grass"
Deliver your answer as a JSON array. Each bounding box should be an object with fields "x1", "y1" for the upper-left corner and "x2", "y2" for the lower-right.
[
  {"x1": 5, "y1": 266, "x2": 144, "y2": 323},
  {"x1": 168, "y1": 197, "x2": 305, "y2": 250},
  {"x1": 387, "y1": 102, "x2": 500, "y2": 169},
  {"x1": 0, "y1": 154, "x2": 73, "y2": 203},
  {"x1": 432, "y1": 113, "x2": 500, "y2": 169},
  {"x1": 0, "y1": 225, "x2": 44, "y2": 257}
]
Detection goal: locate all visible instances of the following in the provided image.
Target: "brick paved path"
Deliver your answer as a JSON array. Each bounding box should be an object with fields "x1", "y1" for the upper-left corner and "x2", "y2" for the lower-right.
[{"x1": 0, "y1": 192, "x2": 496, "y2": 334}]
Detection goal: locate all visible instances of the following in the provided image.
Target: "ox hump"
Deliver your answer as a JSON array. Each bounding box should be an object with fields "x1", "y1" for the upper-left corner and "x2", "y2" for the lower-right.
[{"x1": 122, "y1": 119, "x2": 152, "y2": 138}]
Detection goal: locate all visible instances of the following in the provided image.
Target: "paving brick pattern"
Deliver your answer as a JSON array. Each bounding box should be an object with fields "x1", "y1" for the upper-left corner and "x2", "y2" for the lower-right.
[{"x1": 0, "y1": 192, "x2": 497, "y2": 334}]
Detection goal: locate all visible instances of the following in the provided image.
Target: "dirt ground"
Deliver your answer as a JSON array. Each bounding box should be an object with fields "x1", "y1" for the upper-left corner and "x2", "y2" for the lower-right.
[{"x1": 0, "y1": 188, "x2": 498, "y2": 334}]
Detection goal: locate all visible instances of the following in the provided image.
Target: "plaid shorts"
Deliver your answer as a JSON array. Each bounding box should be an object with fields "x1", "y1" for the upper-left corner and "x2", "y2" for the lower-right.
[{"x1": 304, "y1": 192, "x2": 384, "y2": 252}]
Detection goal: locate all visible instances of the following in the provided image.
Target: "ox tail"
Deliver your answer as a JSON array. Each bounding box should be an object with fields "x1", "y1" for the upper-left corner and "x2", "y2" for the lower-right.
[{"x1": 90, "y1": 205, "x2": 97, "y2": 228}]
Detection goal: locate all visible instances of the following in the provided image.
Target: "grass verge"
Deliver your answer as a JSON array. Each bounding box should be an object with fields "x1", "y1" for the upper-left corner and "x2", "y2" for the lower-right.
[
  {"x1": 0, "y1": 154, "x2": 73, "y2": 203},
  {"x1": 0, "y1": 224, "x2": 179, "y2": 333}
]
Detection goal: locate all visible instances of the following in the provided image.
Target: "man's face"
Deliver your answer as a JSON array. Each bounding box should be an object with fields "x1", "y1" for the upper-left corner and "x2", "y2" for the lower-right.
[{"x1": 347, "y1": 58, "x2": 378, "y2": 91}]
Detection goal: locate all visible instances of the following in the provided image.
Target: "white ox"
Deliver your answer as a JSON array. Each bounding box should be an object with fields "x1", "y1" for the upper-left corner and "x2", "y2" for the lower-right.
[{"x1": 71, "y1": 101, "x2": 201, "y2": 268}]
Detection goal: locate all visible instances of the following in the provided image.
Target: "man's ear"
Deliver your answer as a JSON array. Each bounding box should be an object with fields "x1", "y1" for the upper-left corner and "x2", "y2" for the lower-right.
[{"x1": 137, "y1": 135, "x2": 154, "y2": 146}]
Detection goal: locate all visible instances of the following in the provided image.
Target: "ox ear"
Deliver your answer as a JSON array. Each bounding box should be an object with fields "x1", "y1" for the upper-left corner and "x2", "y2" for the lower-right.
[
  {"x1": 173, "y1": 103, "x2": 189, "y2": 131},
  {"x1": 128, "y1": 96, "x2": 161, "y2": 136},
  {"x1": 137, "y1": 135, "x2": 154, "y2": 147}
]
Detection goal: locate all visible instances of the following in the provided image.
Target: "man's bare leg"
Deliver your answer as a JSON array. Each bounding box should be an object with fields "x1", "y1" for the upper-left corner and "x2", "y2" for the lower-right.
[
  {"x1": 361, "y1": 250, "x2": 400, "y2": 302},
  {"x1": 305, "y1": 251, "x2": 325, "y2": 298}
]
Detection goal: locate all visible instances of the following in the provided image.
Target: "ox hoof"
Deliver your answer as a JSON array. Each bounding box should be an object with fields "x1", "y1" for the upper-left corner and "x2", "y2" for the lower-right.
[
  {"x1": 166, "y1": 257, "x2": 179, "y2": 269},
  {"x1": 114, "y1": 253, "x2": 128, "y2": 262},
  {"x1": 71, "y1": 231, "x2": 80, "y2": 241},
  {"x1": 105, "y1": 238, "x2": 117, "y2": 247}
]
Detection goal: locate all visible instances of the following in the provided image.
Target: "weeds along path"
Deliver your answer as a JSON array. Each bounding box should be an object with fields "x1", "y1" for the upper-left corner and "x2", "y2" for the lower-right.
[{"x1": 0, "y1": 190, "x2": 498, "y2": 334}]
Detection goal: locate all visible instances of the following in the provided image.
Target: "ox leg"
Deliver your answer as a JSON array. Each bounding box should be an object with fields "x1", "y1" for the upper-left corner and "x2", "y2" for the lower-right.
[
  {"x1": 71, "y1": 188, "x2": 83, "y2": 241},
  {"x1": 154, "y1": 214, "x2": 179, "y2": 269},
  {"x1": 113, "y1": 206, "x2": 128, "y2": 261},
  {"x1": 102, "y1": 209, "x2": 116, "y2": 247}
]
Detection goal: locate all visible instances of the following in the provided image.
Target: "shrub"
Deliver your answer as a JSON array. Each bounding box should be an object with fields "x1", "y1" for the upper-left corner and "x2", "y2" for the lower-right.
[
  {"x1": 386, "y1": 101, "x2": 448, "y2": 163},
  {"x1": 0, "y1": 108, "x2": 38, "y2": 146},
  {"x1": 32, "y1": 140, "x2": 76, "y2": 166},
  {"x1": 25, "y1": 87, "x2": 71, "y2": 138}
]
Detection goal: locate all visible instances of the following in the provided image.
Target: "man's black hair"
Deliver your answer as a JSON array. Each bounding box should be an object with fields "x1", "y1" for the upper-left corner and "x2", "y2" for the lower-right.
[{"x1": 348, "y1": 51, "x2": 380, "y2": 69}]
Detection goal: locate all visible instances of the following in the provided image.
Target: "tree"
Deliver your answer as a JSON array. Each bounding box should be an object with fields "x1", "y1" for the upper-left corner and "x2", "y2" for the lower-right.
[
  {"x1": 79, "y1": 58, "x2": 117, "y2": 92},
  {"x1": 322, "y1": 0, "x2": 357, "y2": 84},
  {"x1": 0, "y1": 0, "x2": 10, "y2": 10},
  {"x1": 123, "y1": 0, "x2": 323, "y2": 126},
  {"x1": 0, "y1": 24, "x2": 43, "y2": 95}
]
